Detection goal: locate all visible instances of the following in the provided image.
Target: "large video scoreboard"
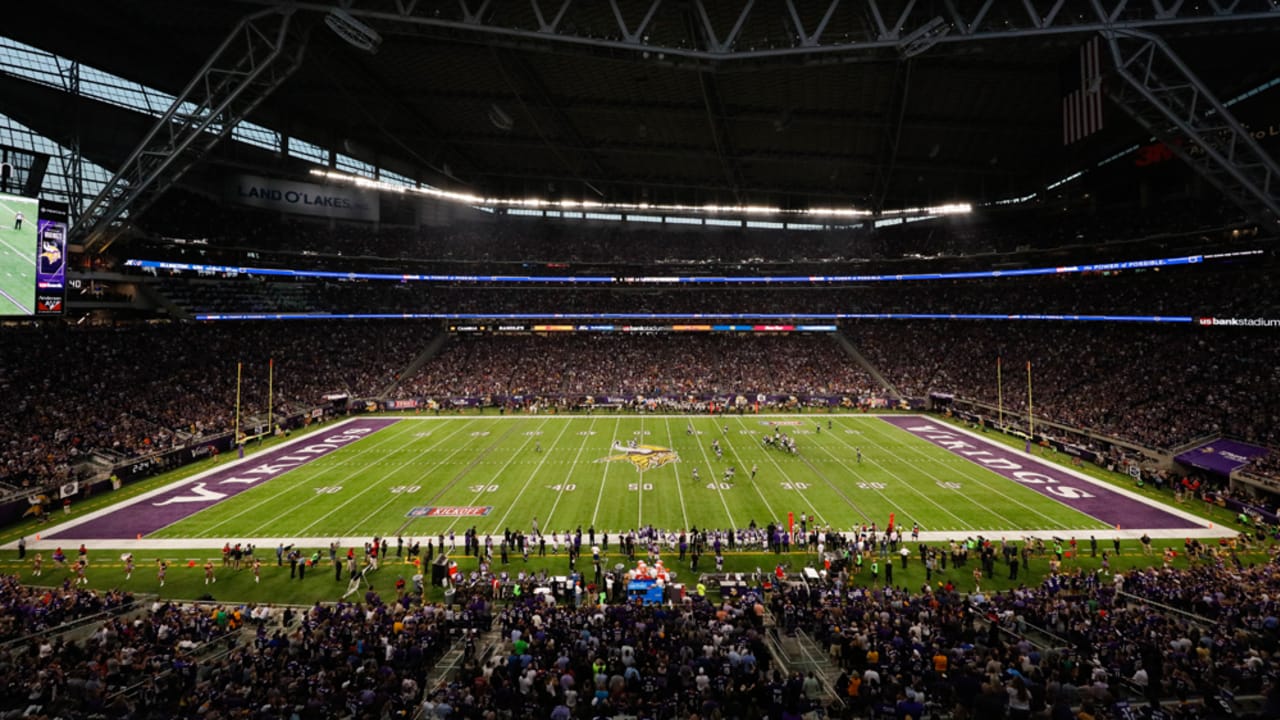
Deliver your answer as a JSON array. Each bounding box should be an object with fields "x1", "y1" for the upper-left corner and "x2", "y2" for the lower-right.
[{"x1": 0, "y1": 191, "x2": 65, "y2": 316}]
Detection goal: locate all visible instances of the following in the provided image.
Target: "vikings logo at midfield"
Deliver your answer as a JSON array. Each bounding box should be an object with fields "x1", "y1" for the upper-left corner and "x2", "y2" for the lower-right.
[{"x1": 597, "y1": 441, "x2": 680, "y2": 472}]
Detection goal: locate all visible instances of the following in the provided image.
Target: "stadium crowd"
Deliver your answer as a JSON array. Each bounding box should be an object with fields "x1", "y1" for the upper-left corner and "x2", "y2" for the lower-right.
[
  {"x1": 0, "y1": 322, "x2": 429, "y2": 493},
  {"x1": 395, "y1": 334, "x2": 877, "y2": 400},
  {"x1": 131, "y1": 259, "x2": 1279, "y2": 320},
  {"x1": 774, "y1": 546, "x2": 1280, "y2": 720},
  {"x1": 0, "y1": 573, "x2": 134, "y2": 640},
  {"x1": 3, "y1": 317, "x2": 1278, "y2": 494},
  {"x1": 7, "y1": 534, "x2": 1280, "y2": 718},
  {"x1": 852, "y1": 321, "x2": 1280, "y2": 451},
  {"x1": 0, "y1": 574, "x2": 460, "y2": 720}
]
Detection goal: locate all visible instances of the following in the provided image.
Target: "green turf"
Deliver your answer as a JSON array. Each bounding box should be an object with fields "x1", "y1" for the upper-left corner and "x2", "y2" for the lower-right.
[
  {"x1": 2, "y1": 536, "x2": 1267, "y2": 607},
  {"x1": 150, "y1": 414, "x2": 1114, "y2": 541},
  {"x1": 0, "y1": 193, "x2": 40, "y2": 316},
  {"x1": 7, "y1": 411, "x2": 1264, "y2": 606}
]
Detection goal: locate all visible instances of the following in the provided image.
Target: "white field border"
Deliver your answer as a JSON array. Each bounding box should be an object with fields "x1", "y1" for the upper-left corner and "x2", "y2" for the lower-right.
[
  {"x1": 8, "y1": 413, "x2": 1233, "y2": 550},
  {"x1": 899, "y1": 415, "x2": 1224, "y2": 539},
  {"x1": 6, "y1": 417, "x2": 377, "y2": 550}
]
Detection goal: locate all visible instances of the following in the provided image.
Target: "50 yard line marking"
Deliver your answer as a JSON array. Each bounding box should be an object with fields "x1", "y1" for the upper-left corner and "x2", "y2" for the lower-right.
[
  {"x1": 636, "y1": 416, "x2": 645, "y2": 528},
  {"x1": 660, "y1": 417, "x2": 690, "y2": 531},
  {"x1": 590, "y1": 417, "x2": 624, "y2": 529}
]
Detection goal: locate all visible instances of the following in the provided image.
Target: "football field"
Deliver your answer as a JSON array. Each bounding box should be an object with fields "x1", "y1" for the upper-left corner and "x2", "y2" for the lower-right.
[
  {"x1": 43, "y1": 414, "x2": 1211, "y2": 547},
  {"x1": 0, "y1": 193, "x2": 39, "y2": 316}
]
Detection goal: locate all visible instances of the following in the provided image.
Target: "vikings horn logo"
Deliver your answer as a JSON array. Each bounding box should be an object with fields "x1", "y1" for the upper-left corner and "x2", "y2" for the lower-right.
[
  {"x1": 39, "y1": 240, "x2": 63, "y2": 274},
  {"x1": 597, "y1": 441, "x2": 680, "y2": 472}
]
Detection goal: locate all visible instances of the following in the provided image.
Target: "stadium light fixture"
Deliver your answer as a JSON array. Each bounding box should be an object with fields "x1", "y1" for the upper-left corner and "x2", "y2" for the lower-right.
[
  {"x1": 325, "y1": 8, "x2": 381, "y2": 53},
  {"x1": 898, "y1": 16, "x2": 950, "y2": 58},
  {"x1": 308, "y1": 169, "x2": 971, "y2": 222}
]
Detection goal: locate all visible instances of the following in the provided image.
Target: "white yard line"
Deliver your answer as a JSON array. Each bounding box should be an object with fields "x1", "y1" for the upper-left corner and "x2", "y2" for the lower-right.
[
  {"x1": 590, "y1": 417, "x2": 625, "y2": 529},
  {"x1": 340, "y1": 421, "x2": 485, "y2": 536},
  {"x1": 0, "y1": 197, "x2": 37, "y2": 268},
  {"x1": 540, "y1": 415, "x2": 599, "y2": 527},
  {"x1": 636, "y1": 416, "x2": 645, "y2": 527},
  {"x1": 660, "y1": 416, "x2": 691, "y2": 531},
  {"x1": 293, "y1": 423, "x2": 484, "y2": 536},
  {"x1": 690, "y1": 418, "x2": 738, "y2": 528},
  {"x1": 0, "y1": 234, "x2": 35, "y2": 266},
  {"x1": 745, "y1": 417, "x2": 877, "y2": 527},
  {"x1": 821, "y1": 418, "x2": 979, "y2": 532},
  {"x1": 487, "y1": 418, "x2": 572, "y2": 532},
  {"x1": 0, "y1": 285, "x2": 32, "y2": 315},
  {"x1": 723, "y1": 417, "x2": 797, "y2": 524},
  {"x1": 193, "y1": 420, "x2": 434, "y2": 538},
  {"x1": 439, "y1": 421, "x2": 550, "y2": 534}
]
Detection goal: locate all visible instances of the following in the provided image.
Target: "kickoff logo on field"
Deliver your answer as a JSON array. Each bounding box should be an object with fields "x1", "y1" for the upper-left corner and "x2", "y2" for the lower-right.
[{"x1": 406, "y1": 506, "x2": 493, "y2": 518}]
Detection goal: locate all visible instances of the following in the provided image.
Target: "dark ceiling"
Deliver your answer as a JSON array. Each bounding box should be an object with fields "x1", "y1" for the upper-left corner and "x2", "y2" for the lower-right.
[{"x1": 4, "y1": 0, "x2": 1280, "y2": 211}]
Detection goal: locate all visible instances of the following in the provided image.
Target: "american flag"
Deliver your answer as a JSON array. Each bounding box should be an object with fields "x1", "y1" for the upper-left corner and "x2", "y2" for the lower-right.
[{"x1": 1063, "y1": 37, "x2": 1104, "y2": 145}]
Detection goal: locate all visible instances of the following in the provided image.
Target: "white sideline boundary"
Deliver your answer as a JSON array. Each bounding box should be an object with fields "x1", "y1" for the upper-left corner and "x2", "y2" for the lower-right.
[
  {"x1": 2, "y1": 417, "x2": 370, "y2": 550},
  {"x1": 916, "y1": 416, "x2": 1216, "y2": 532},
  {"x1": 6, "y1": 413, "x2": 1237, "y2": 550}
]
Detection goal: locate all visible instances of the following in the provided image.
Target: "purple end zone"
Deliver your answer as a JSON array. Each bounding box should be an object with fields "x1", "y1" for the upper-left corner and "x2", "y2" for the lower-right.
[
  {"x1": 52, "y1": 418, "x2": 399, "y2": 540},
  {"x1": 879, "y1": 416, "x2": 1201, "y2": 530}
]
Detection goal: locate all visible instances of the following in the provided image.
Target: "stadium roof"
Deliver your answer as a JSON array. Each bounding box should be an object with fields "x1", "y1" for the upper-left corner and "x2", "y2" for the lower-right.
[{"x1": 3, "y1": 0, "x2": 1280, "y2": 213}]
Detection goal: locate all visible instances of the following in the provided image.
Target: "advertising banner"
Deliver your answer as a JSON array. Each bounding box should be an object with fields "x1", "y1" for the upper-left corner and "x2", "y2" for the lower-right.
[
  {"x1": 35, "y1": 200, "x2": 67, "y2": 315},
  {"x1": 1205, "y1": 493, "x2": 1280, "y2": 525},
  {"x1": 228, "y1": 174, "x2": 379, "y2": 221},
  {"x1": 1175, "y1": 439, "x2": 1270, "y2": 475}
]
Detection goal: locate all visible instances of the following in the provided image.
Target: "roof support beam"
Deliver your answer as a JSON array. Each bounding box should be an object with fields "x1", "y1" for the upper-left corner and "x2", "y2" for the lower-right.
[
  {"x1": 688, "y1": 6, "x2": 744, "y2": 202},
  {"x1": 73, "y1": 7, "x2": 306, "y2": 252},
  {"x1": 458, "y1": 0, "x2": 491, "y2": 25},
  {"x1": 696, "y1": 69, "x2": 743, "y2": 204},
  {"x1": 784, "y1": 0, "x2": 843, "y2": 47},
  {"x1": 608, "y1": 0, "x2": 663, "y2": 44},
  {"x1": 871, "y1": 60, "x2": 913, "y2": 213},
  {"x1": 530, "y1": 0, "x2": 573, "y2": 34},
  {"x1": 1103, "y1": 27, "x2": 1280, "y2": 233},
  {"x1": 941, "y1": 0, "x2": 995, "y2": 35},
  {"x1": 867, "y1": 0, "x2": 919, "y2": 42},
  {"x1": 59, "y1": 60, "x2": 84, "y2": 226},
  {"x1": 693, "y1": 0, "x2": 754, "y2": 54},
  {"x1": 239, "y1": 0, "x2": 1280, "y2": 63},
  {"x1": 490, "y1": 48, "x2": 609, "y2": 198}
]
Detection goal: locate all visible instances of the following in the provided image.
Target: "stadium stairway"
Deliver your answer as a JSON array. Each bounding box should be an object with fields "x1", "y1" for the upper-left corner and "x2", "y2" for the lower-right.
[
  {"x1": 0, "y1": 595, "x2": 150, "y2": 659},
  {"x1": 834, "y1": 331, "x2": 902, "y2": 400},
  {"x1": 764, "y1": 616, "x2": 845, "y2": 712},
  {"x1": 424, "y1": 624, "x2": 503, "y2": 690},
  {"x1": 378, "y1": 332, "x2": 450, "y2": 400}
]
